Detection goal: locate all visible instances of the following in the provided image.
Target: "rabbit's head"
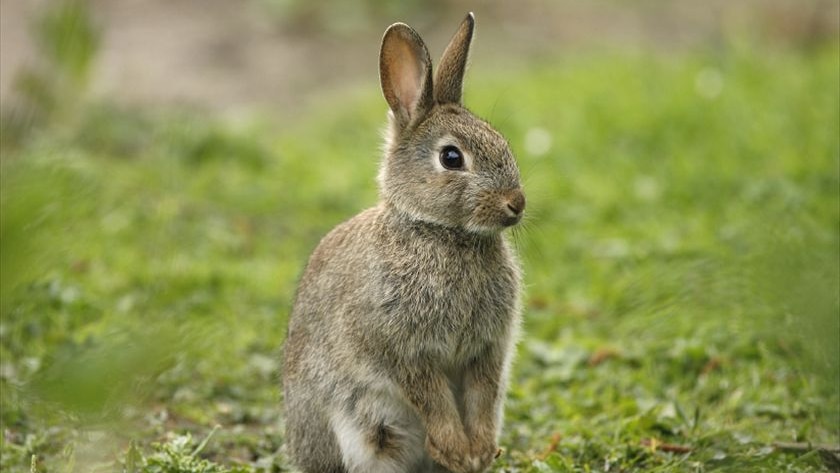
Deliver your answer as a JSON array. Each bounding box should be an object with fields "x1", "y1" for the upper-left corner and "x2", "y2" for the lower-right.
[{"x1": 378, "y1": 13, "x2": 525, "y2": 234}]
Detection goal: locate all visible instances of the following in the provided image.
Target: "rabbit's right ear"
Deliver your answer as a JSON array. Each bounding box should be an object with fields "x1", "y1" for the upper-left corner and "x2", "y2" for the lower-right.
[{"x1": 380, "y1": 23, "x2": 434, "y2": 131}]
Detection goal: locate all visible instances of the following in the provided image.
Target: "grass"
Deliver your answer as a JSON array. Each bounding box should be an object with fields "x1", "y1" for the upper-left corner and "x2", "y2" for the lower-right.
[{"x1": 1, "y1": 38, "x2": 839, "y2": 472}]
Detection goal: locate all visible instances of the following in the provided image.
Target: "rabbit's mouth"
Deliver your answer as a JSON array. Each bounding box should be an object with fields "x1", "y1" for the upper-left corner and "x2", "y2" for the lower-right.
[
  {"x1": 501, "y1": 189, "x2": 526, "y2": 226},
  {"x1": 466, "y1": 187, "x2": 525, "y2": 232},
  {"x1": 502, "y1": 213, "x2": 523, "y2": 227}
]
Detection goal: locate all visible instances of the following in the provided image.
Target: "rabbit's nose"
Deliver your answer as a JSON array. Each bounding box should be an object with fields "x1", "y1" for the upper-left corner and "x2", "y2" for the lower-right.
[{"x1": 504, "y1": 189, "x2": 526, "y2": 217}]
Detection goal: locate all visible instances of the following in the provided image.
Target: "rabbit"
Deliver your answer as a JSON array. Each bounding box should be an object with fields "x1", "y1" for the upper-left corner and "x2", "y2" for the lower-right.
[{"x1": 282, "y1": 12, "x2": 525, "y2": 473}]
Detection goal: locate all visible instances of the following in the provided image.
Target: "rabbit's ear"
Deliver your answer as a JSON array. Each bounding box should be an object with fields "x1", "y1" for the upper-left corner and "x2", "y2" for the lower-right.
[
  {"x1": 434, "y1": 12, "x2": 474, "y2": 105},
  {"x1": 380, "y1": 23, "x2": 434, "y2": 130}
]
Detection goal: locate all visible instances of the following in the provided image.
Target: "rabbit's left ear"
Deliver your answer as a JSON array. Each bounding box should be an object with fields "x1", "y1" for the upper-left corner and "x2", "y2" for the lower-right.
[
  {"x1": 434, "y1": 12, "x2": 475, "y2": 105},
  {"x1": 380, "y1": 23, "x2": 434, "y2": 130}
]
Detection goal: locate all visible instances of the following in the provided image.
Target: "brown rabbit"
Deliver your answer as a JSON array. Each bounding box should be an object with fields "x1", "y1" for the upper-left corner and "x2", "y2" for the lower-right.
[{"x1": 282, "y1": 13, "x2": 525, "y2": 473}]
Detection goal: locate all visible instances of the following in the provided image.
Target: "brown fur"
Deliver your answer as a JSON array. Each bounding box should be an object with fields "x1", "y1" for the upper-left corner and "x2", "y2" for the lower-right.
[{"x1": 283, "y1": 13, "x2": 524, "y2": 473}]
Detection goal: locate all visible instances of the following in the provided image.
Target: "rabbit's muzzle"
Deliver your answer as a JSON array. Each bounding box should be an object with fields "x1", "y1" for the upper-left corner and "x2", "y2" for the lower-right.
[{"x1": 501, "y1": 188, "x2": 526, "y2": 226}]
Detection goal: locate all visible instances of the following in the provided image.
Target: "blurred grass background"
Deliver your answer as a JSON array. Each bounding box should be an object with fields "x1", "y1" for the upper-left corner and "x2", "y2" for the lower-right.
[{"x1": 1, "y1": 1, "x2": 838, "y2": 472}]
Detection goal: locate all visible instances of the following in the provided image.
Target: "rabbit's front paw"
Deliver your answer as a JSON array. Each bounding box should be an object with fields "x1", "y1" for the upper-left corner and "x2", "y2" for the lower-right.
[
  {"x1": 469, "y1": 438, "x2": 499, "y2": 472},
  {"x1": 426, "y1": 426, "x2": 473, "y2": 473},
  {"x1": 465, "y1": 421, "x2": 499, "y2": 471}
]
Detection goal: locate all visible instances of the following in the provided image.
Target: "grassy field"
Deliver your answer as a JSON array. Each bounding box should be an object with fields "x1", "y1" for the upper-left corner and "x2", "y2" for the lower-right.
[{"x1": 1, "y1": 36, "x2": 839, "y2": 472}]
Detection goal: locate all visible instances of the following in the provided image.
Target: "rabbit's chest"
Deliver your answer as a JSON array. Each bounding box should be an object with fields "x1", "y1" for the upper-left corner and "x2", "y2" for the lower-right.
[{"x1": 377, "y1": 243, "x2": 519, "y2": 360}]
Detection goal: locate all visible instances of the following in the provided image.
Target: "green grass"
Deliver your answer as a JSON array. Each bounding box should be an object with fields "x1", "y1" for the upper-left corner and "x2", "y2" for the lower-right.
[{"x1": 1, "y1": 41, "x2": 839, "y2": 472}]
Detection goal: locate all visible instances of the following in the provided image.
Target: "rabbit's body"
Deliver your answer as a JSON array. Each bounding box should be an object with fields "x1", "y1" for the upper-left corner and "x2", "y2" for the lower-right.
[
  {"x1": 283, "y1": 14, "x2": 525, "y2": 473},
  {"x1": 284, "y1": 204, "x2": 520, "y2": 472}
]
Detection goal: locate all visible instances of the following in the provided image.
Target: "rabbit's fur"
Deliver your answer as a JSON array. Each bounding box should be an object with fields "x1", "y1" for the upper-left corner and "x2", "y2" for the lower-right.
[{"x1": 283, "y1": 13, "x2": 525, "y2": 473}]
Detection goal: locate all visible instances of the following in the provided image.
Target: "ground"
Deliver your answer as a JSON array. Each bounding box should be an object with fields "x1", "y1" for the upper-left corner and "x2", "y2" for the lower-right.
[{"x1": 1, "y1": 2, "x2": 839, "y2": 473}]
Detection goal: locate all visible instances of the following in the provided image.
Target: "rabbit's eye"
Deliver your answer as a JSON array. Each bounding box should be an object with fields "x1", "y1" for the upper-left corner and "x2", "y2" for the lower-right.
[{"x1": 440, "y1": 146, "x2": 464, "y2": 170}]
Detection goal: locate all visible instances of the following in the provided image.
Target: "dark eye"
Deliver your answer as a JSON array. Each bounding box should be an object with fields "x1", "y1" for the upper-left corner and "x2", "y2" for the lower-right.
[{"x1": 439, "y1": 146, "x2": 464, "y2": 170}]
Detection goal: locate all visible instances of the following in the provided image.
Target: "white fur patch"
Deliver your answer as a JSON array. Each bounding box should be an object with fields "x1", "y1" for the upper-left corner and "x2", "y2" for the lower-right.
[
  {"x1": 331, "y1": 411, "x2": 400, "y2": 473},
  {"x1": 329, "y1": 390, "x2": 427, "y2": 473}
]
